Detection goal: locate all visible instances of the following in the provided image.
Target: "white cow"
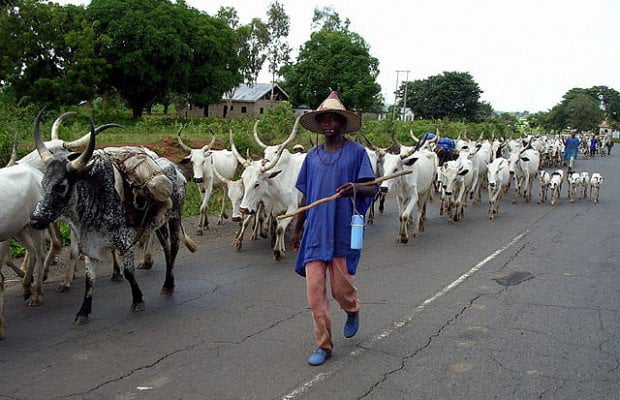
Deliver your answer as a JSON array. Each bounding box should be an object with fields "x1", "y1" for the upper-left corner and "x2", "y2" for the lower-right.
[
  {"x1": 537, "y1": 170, "x2": 552, "y2": 204},
  {"x1": 233, "y1": 118, "x2": 303, "y2": 260},
  {"x1": 469, "y1": 137, "x2": 494, "y2": 205},
  {"x1": 508, "y1": 144, "x2": 540, "y2": 204},
  {"x1": 442, "y1": 155, "x2": 474, "y2": 223},
  {"x1": 567, "y1": 172, "x2": 581, "y2": 203},
  {"x1": 380, "y1": 139, "x2": 437, "y2": 243},
  {"x1": 589, "y1": 173, "x2": 603, "y2": 203},
  {"x1": 579, "y1": 172, "x2": 590, "y2": 199},
  {"x1": 486, "y1": 157, "x2": 510, "y2": 220},
  {"x1": 549, "y1": 170, "x2": 564, "y2": 206},
  {"x1": 177, "y1": 127, "x2": 238, "y2": 234}
]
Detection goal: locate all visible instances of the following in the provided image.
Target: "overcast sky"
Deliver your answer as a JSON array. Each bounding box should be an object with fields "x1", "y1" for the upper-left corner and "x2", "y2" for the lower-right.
[{"x1": 58, "y1": 0, "x2": 619, "y2": 112}]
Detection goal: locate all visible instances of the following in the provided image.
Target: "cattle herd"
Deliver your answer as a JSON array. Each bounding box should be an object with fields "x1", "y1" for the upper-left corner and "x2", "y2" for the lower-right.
[{"x1": 0, "y1": 111, "x2": 610, "y2": 340}]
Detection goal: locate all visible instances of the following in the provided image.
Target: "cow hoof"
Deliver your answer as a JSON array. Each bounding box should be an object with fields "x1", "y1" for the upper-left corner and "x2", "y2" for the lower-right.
[
  {"x1": 512, "y1": 200, "x2": 517, "y2": 204},
  {"x1": 131, "y1": 302, "x2": 145, "y2": 312},
  {"x1": 232, "y1": 241, "x2": 242, "y2": 251},
  {"x1": 110, "y1": 272, "x2": 124, "y2": 282},
  {"x1": 138, "y1": 260, "x2": 153, "y2": 270},
  {"x1": 22, "y1": 288, "x2": 32, "y2": 300},
  {"x1": 74, "y1": 315, "x2": 90, "y2": 325},
  {"x1": 27, "y1": 298, "x2": 42, "y2": 307},
  {"x1": 399, "y1": 237, "x2": 409, "y2": 244},
  {"x1": 196, "y1": 230, "x2": 204, "y2": 236},
  {"x1": 367, "y1": 220, "x2": 374, "y2": 226},
  {"x1": 259, "y1": 232, "x2": 268, "y2": 239},
  {"x1": 273, "y1": 251, "x2": 285, "y2": 262},
  {"x1": 160, "y1": 286, "x2": 175, "y2": 296},
  {"x1": 250, "y1": 234, "x2": 258, "y2": 241},
  {"x1": 56, "y1": 285, "x2": 70, "y2": 293}
]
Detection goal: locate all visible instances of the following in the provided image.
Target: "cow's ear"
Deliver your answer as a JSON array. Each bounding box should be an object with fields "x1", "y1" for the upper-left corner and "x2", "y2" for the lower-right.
[
  {"x1": 267, "y1": 170, "x2": 282, "y2": 179},
  {"x1": 179, "y1": 156, "x2": 191, "y2": 164},
  {"x1": 404, "y1": 157, "x2": 418, "y2": 166},
  {"x1": 458, "y1": 169, "x2": 469, "y2": 176},
  {"x1": 520, "y1": 157, "x2": 530, "y2": 162}
]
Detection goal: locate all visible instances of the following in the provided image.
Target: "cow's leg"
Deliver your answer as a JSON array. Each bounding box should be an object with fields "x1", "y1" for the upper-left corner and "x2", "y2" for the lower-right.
[
  {"x1": 111, "y1": 251, "x2": 124, "y2": 281},
  {"x1": 273, "y1": 215, "x2": 292, "y2": 261},
  {"x1": 368, "y1": 197, "x2": 375, "y2": 225},
  {"x1": 196, "y1": 183, "x2": 208, "y2": 235},
  {"x1": 137, "y1": 233, "x2": 154, "y2": 270},
  {"x1": 232, "y1": 215, "x2": 253, "y2": 250},
  {"x1": 0, "y1": 268, "x2": 4, "y2": 340},
  {"x1": 58, "y1": 229, "x2": 80, "y2": 292},
  {"x1": 217, "y1": 187, "x2": 228, "y2": 225},
  {"x1": 17, "y1": 232, "x2": 37, "y2": 301},
  {"x1": 26, "y1": 228, "x2": 46, "y2": 307},
  {"x1": 120, "y1": 248, "x2": 144, "y2": 312},
  {"x1": 399, "y1": 197, "x2": 415, "y2": 243},
  {"x1": 413, "y1": 195, "x2": 426, "y2": 238},
  {"x1": 1, "y1": 241, "x2": 25, "y2": 279},
  {"x1": 43, "y1": 223, "x2": 63, "y2": 281},
  {"x1": 156, "y1": 222, "x2": 176, "y2": 296},
  {"x1": 251, "y1": 203, "x2": 263, "y2": 241},
  {"x1": 74, "y1": 256, "x2": 97, "y2": 325},
  {"x1": 379, "y1": 192, "x2": 386, "y2": 214}
]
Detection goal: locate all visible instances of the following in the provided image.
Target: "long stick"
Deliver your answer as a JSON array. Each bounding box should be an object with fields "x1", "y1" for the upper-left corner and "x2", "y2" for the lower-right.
[{"x1": 276, "y1": 170, "x2": 412, "y2": 220}]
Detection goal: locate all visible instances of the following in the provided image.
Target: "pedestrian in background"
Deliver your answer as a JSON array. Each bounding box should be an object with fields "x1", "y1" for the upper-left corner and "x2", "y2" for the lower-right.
[{"x1": 564, "y1": 131, "x2": 580, "y2": 173}]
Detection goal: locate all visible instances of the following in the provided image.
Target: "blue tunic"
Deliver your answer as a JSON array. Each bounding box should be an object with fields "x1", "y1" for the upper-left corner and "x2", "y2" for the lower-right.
[
  {"x1": 438, "y1": 138, "x2": 456, "y2": 152},
  {"x1": 564, "y1": 137, "x2": 580, "y2": 160},
  {"x1": 294, "y1": 140, "x2": 375, "y2": 277}
]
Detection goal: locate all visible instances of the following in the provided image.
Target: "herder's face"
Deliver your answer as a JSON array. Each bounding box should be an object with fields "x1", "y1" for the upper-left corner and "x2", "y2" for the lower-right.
[{"x1": 317, "y1": 112, "x2": 345, "y2": 137}]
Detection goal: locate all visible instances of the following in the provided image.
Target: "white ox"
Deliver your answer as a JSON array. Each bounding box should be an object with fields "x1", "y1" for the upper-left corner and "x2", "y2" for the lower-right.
[
  {"x1": 177, "y1": 126, "x2": 238, "y2": 234},
  {"x1": 469, "y1": 134, "x2": 494, "y2": 205},
  {"x1": 549, "y1": 169, "x2": 564, "y2": 206},
  {"x1": 508, "y1": 142, "x2": 540, "y2": 204},
  {"x1": 538, "y1": 170, "x2": 552, "y2": 204},
  {"x1": 233, "y1": 118, "x2": 303, "y2": 260},
  {"x1": 589, "y1": 173, "x2": 603, "y2": 203},
  {"x1": 442, "y1": 155, "x2": 475, "y2": 223},
  {"x1": 380, "y1": 137, "x2": 437, "y2": 243},
  {"x1": 579, "y1": 172, "x2": 590, "y2": 199},
  {"x1": 486, "y1": 157, "x2": 510, "y2": 220},
  {"x1": 567, "y1": 172, "x2": 582, "y2": 203}
]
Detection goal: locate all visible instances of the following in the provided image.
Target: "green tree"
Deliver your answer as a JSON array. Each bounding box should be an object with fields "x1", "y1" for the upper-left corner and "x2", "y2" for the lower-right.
[
  {"x1": 397, "y1": 72, "x2": 483, "y2": 121},
  {"x1": 565, "y1": 93, "x2": 604, "y2": 132},
  {"x1": 0, "y1": 0, "x2": 108, "y2": 107},
  {"x1": 280, "y1": 29, "x2": 381, "y2": 111},
  {"x1": 87, "y1": 0, "x2": 240, "y2": 117},
  {"x1": 311, "y1": 6, "x2": 350, "y2": 32},
  {"x1": 266, "y1": 1, "x2": 291, "y2": 99},
  {"x1": 215, "y1": 6, "x2": 239, "y2": 29}
]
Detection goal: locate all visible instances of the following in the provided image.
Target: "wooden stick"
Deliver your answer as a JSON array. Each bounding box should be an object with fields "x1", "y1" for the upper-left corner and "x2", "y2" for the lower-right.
[{"x1": 276, "y1": 170, "x2": 413, "y2": 220}]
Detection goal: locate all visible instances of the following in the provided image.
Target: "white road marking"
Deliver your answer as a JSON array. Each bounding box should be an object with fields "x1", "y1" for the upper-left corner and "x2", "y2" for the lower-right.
[{"x1": 281, "y1": 230, "x2": 529, "y2": 400}]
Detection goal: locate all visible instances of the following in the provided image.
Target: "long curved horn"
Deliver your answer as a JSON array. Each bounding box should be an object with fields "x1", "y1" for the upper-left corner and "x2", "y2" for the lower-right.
[
  {"x1": 463, "y1": 129, "x2": 469, "y2": 141},
  {"x1": 360, "y1": 131, "x2": 379, "y2": 151},
  {"x1": 67, "y1": 121, "x2": 96, "y2": 172},
  {"x1": 491, "y1": 131, "x2": 495, "y2": 141},
  {"x1": 477, "y1": 131, "x2": 484, "y2": 141},
  {"x1": 400, "y1": 130, "x2": 428, "y2": 160},
  {"x1": 278, "y1": 116, "x2": 300, "y2": 149},
  {"x1": 34, "y1": 108, "x2": 53, "y2": 165},
  {"x1": 457, "y1": 129, "x2": 463, "y2": 140},
  {"x1": 260, "y1": 142, "x2": 286, "y2": 172},
  {"x1": 409, "y1": 126, "x2": 419, "y2": 143},
  {"x1": 63, "y1": 124, "x2": 123, "y2": 149},
  {"x1": 435, "y1": 126, "x2": 440, "y2": 136},
  {"x1": 391, "y1": 127, "x2": 402, "y2": 147},
  {"x1": 253, "y1": 120, "x2": 268, "y2": 149},
  {"x1": 50, "y1": 112, "x2": 76, "y2": 140},
  {"x1": 212, "y1": 163, "x2": 231, "y2": 184},
  {"x1": 177, "y1": 124, "x2": 191, "y2": 152},
  {"x1": 229, "y1": 129, "x2": 249, "y2": 167},
  {"x1": 6, "y1": 133, "x2": 18, "y2": 167},
  {"x1": 202, "y1": 126, "x2": 217, "y2": 151},
  {"x1": 307, "y1": 130, "x2": 316, "y2": 147}
]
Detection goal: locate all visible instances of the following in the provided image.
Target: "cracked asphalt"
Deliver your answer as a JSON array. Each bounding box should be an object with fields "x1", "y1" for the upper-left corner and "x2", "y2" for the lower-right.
[{"x1": 1, "y1": 154, "x2": 618, "y2": 400}]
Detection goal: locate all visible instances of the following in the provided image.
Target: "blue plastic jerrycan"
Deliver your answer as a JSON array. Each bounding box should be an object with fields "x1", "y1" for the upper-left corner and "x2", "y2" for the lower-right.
[{"x1": 350, "y1": 214, "x2": 364, "y2": 249}]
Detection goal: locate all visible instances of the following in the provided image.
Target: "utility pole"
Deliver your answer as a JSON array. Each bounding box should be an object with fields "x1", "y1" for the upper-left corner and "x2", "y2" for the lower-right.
[
  {"x1": 402, "y1": 70, "x2": 410, "y2": 121},
  {"x1": 392, "y1": 70, "x2": 401, "y2": 118},
  {"x1": 395, "y1": 70, "x2": 410, "y2": 120}
]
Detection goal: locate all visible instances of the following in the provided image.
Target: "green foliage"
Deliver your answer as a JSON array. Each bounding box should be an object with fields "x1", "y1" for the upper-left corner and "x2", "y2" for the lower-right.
[
  {"x1": 544, "y1": 86, "x2": 616, "y2": 132},
  {"x1": 280, "y1": 29, "x2": 381, "y2": 111},
  {"x1": 235, "y1": 18, "x2": 270, "y2": 85},
  {"x1": 0, "y1": 0, "x2": 108, "y2": 108},
  {"x1": 266, "y1": 1, "x2": 291, "y2": 90},
  {"x1": 311, "y1": 6, "x2": 350, "y2": 32},
  {"x1": 397, "y1": 72, "x2": 483, "y2": 121}
]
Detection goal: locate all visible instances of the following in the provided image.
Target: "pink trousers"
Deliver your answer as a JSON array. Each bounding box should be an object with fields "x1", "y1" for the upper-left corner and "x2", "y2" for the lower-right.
[{"x1": 305, "y1": 258, "x2": 361, "y2": 352}]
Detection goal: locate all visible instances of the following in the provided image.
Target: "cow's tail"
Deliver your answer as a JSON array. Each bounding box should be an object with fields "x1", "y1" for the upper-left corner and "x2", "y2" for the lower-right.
[{"x1": 181, "y1": 223, "x2": 197, "y2": 253}]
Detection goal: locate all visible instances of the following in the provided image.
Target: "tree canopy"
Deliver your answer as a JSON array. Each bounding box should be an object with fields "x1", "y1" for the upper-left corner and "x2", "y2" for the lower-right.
[
  {"x1": 542, "y1": 86, "x2": 618, "y2": 132},
  {"x1": 280, "y1": 10, "x2": 381, "y2": 112},
  {"x1": 396, "y1": 72, "x2": 484, "y2": 121}
]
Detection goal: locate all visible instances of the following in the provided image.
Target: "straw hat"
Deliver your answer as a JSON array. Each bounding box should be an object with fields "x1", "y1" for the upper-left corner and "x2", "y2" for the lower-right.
[{"x1": 300, "y1": 91, "x2": 361, "y2": 134}]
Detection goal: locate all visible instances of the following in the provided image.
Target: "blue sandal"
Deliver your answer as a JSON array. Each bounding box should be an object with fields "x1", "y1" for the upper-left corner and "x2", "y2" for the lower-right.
[
  {"x1": 308, "y1": 348, "x2": 332, "y2": 366},
  {"x1": 344, "y1": 313, "x2": 359, "y2": 338}
]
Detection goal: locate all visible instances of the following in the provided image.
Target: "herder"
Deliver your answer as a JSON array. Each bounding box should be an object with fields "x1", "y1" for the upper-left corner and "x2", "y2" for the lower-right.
[
  {"x1": 564, "y1": 131, "x2": 580, "y2": 173},
  {"x1": 291, "y1": 91, "x2": 377, "y2": 366}
]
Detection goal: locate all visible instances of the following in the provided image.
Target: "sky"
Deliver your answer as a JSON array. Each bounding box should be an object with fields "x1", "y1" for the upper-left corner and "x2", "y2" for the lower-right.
[{"x1": 58, "y1": 0, "x2": 620, "y2": 112}]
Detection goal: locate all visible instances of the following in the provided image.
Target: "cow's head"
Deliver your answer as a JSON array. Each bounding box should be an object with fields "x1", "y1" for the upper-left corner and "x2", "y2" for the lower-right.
[
  {"x1": 487, "y1": 158, "x2": 506, "y2": 189},
  {"x1": 30, "y1": 110, "x2": 97, "y2": 230},
  {"x1": 177, "y1": 125, "x2": 216, "y2": 183},
  {"x1": 212, "y1": 163, "x2": 244, "y2": 222},
  {"x1": 443, "y1": 160, "x2": 469, "y2": 196}
]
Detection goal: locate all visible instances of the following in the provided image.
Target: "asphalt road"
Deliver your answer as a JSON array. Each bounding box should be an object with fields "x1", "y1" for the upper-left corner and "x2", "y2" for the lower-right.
[{"x1": 1, "y1": 153, "x2": 618, "y2": 400}]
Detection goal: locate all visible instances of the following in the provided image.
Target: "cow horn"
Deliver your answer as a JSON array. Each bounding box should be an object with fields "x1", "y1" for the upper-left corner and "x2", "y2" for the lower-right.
[
  {"x1": 51, "y1": 112, "x2": 76, "y2": 140},
  {"x1": 34, "y1": 108, "x2": 54, "y2": 165},
  {"x1": 457, "y1": 129, "x2": 463, "y2": 140},
  {"x1": 177, "y1": 124, "x2": 192, "y2": 152},
  {"x1": 307, "y1": 129, "x2": 316, "y2": 147},
  {"x1": 278, "y1": 116, "x2": 300, "y2": 149},
  {"x1": 400, "y1": 130, "x2": 428, "y2": 160},
  {"x1": 253, "y1": 120, "x2": 268, "y2": 149},
  {"x1": 63, "y1": 124, "x2": 123, "y2": 149},
  {"x1": 260, "y1": 143, "x2": 286, "y2": 173},
  {"x1": 409, "y1": 127, "x2": 419, "y2": 143},
  {"x1": 391, "y1": 127, "x2": 402, "y2": 147},
  {"x1": 361, "y1": 131, "x2": 379, "y2": 151},
  {"x1": 491, "y1": 131, "x2": 495, "y2": 141},
  {"x1": 435, "y1": 126, "x2": 440, "y2": 136},
  {"x1": 463, "y1": 129, "x2": 469, "y2": 141},
  {"x1": 477, "y1": 131, "x2": 484, "y2": 141},
  {"x1": 212, "y1": 163, "x2": 231, "y2": 185},
  {"x1": 229, "y1": 129, "x2": 249, "y2": 167},
  {"x1": 6, "y1": 132, "x2": 18, "y2": 167},
  {"x1": 202, "y1": 126, "x2": 217, "y2": 151},
  {"x1": 67, "y1": 121, "x2": 96, "y2": 172}
]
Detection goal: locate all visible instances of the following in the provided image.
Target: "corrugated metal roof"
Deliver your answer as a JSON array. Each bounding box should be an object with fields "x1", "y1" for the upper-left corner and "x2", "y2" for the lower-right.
[{"x1": 222, "y1": 83, "x2": 289, "y2": 102}]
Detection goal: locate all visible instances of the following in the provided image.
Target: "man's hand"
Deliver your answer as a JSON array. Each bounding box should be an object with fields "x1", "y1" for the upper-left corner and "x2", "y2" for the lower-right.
[
  {"x1": 291, "y1": 230, "x2": 302, "y2": 253},
  {"x1": 336, "y1": 182, "x2": 357, "y2": 197}
]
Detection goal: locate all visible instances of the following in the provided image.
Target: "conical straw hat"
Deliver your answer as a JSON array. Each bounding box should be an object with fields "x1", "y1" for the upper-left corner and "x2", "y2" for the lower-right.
[{"x1": 300, "y1": 91, "x2": 361, "y2": 134}]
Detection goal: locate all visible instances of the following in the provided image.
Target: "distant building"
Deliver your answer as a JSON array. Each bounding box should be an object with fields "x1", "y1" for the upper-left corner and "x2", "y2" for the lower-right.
[
  {"x1": 599, "y1": 120, "x2": 612, "y2": 136},
  {"x1": 179, "y1": 83, "x2": 289, "y2": 118}
]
